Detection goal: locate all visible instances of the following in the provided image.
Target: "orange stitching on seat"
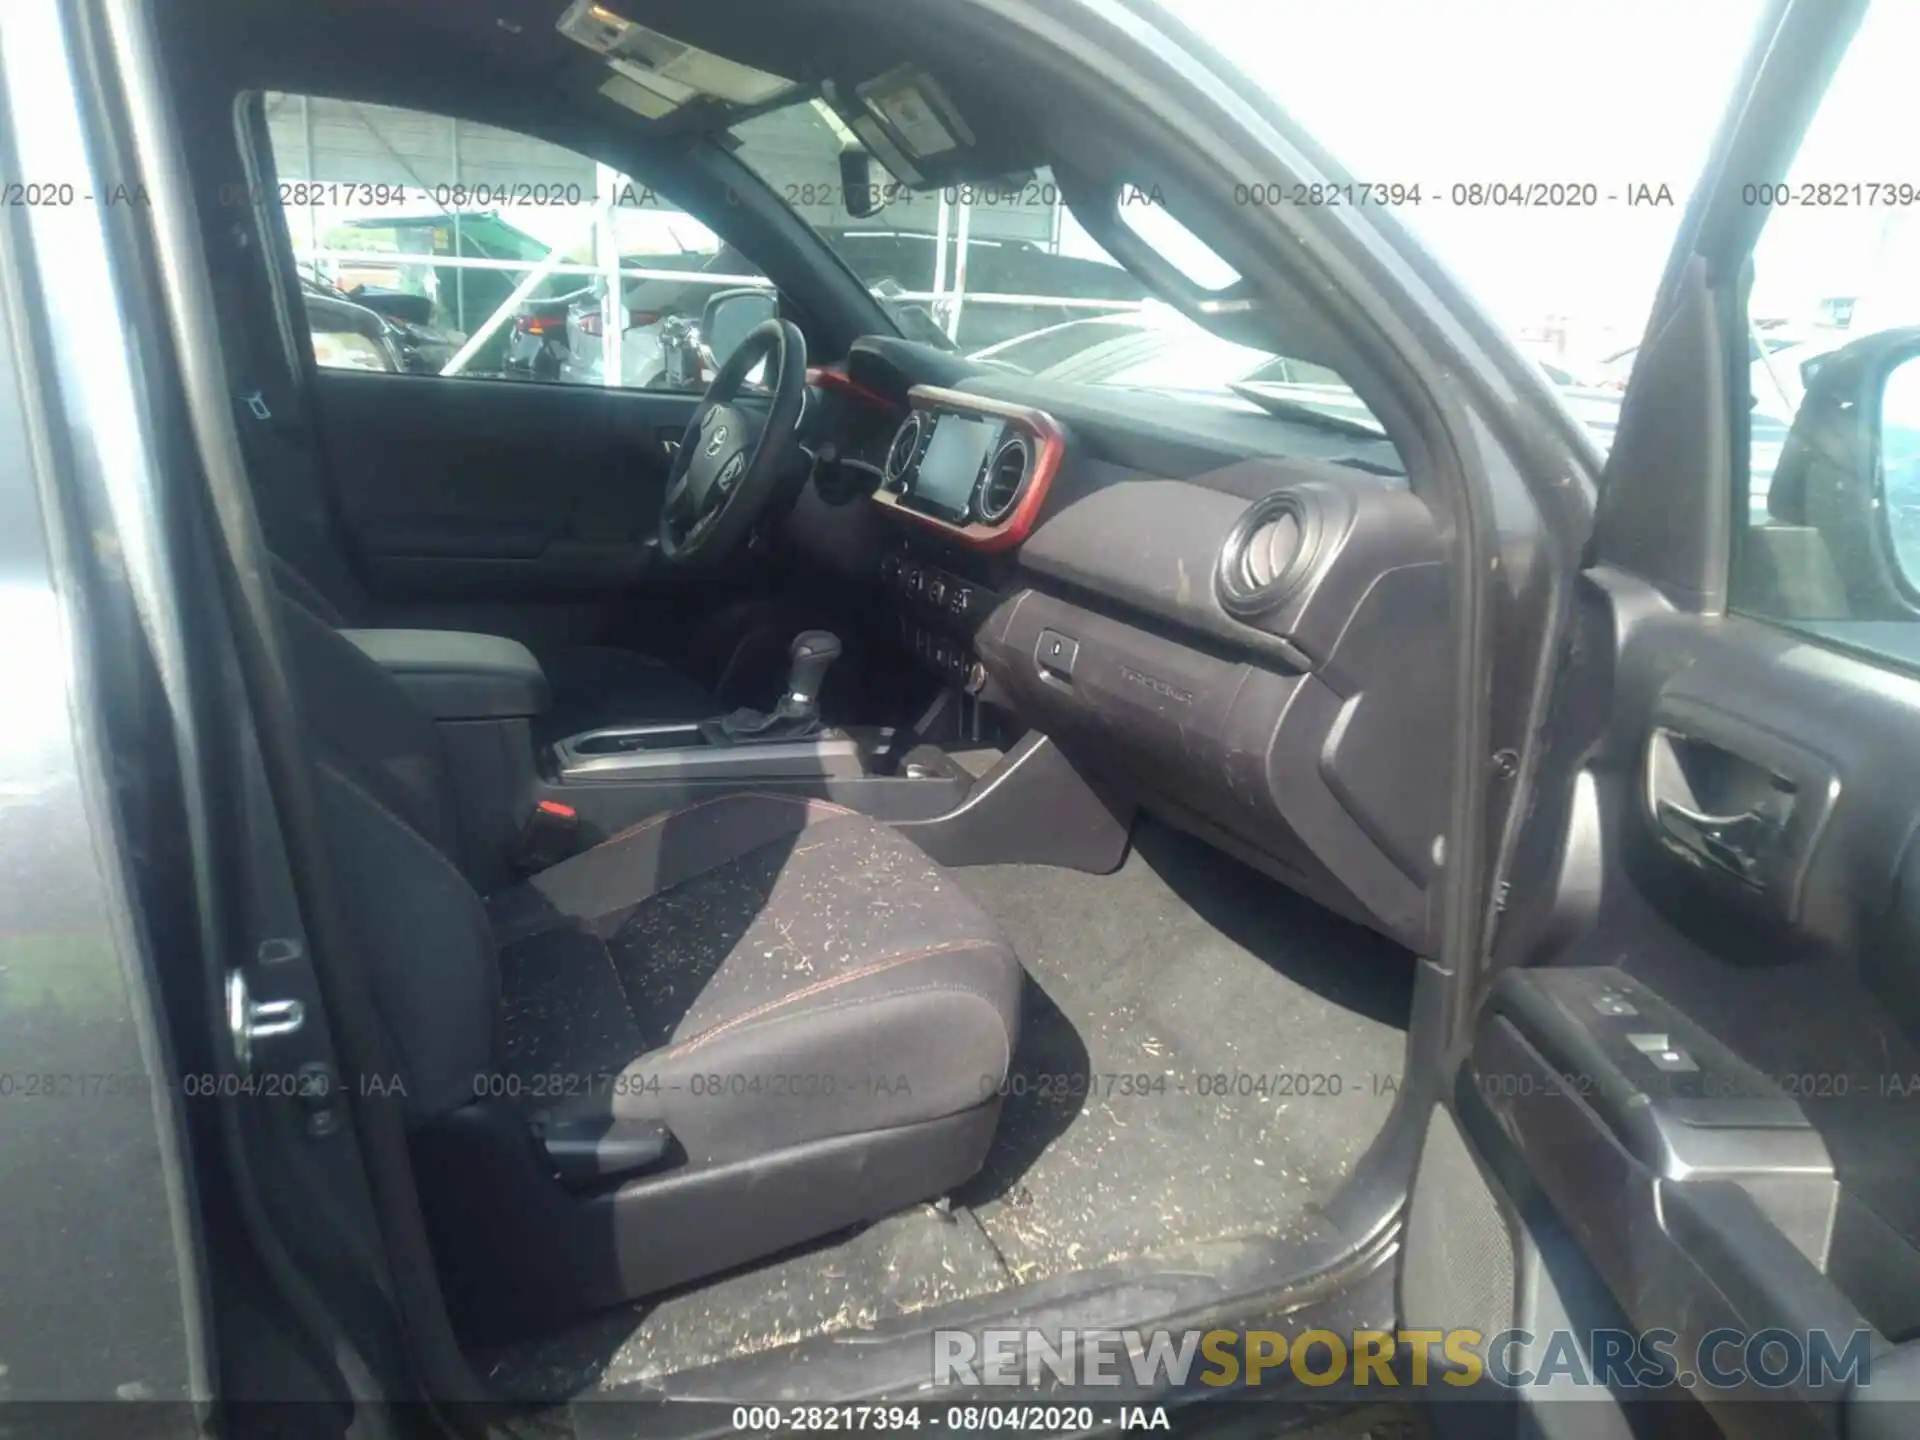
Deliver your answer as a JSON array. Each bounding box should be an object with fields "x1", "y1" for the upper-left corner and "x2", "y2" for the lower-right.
[
  {"x1": 599, "y1": 794, "x2": 740, "y2": 847},
  {"x1": 660, "y1": 939, "x2": 998, "y2": 1058}
]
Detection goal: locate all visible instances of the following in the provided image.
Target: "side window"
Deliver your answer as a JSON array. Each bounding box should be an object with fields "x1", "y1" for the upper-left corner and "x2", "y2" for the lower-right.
[
  {"x1": 260, "y1": 93, "x2": 768, "y2": 390},
  {"x1": 1729, "y1": 2, "x2": 1920, "y2": 666}
]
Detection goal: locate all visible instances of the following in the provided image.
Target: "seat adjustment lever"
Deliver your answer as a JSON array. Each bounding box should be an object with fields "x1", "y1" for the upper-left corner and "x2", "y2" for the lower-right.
[{"x1": 534, "y1": 1112, "x2": 673, "y2": 1186}]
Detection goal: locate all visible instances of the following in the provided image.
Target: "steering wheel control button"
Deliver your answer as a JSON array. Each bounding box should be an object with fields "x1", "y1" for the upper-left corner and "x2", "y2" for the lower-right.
[{"x1": 1036, "y1": 629, "x2": 1079, "y2": 679}]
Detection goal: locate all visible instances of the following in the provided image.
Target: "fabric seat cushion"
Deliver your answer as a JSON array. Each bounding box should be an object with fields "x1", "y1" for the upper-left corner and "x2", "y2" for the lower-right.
[{"x1": 487, "y1": 793, "x2": 1021, "y2": 1167}]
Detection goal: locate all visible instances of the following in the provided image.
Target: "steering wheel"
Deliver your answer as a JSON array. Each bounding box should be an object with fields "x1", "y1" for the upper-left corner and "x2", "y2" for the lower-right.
[{"x1": 657, "y1": 317, "x2": 807, "y2": 567}]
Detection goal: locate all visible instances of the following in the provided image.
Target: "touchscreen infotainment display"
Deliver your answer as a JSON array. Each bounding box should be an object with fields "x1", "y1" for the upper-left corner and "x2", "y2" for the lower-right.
[{"x1": 910, "y1": 414, "x2": 1002, "y2": 521}]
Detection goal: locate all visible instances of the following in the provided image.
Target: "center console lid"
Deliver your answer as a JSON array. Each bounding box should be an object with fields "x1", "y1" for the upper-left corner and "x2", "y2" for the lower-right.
[{"x1": 341, "y1": 628, "x2": 549, "y2": 721}]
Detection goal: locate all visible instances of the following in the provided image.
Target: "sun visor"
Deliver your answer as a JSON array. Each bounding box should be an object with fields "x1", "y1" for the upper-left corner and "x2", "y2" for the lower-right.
[
  {"x1": 852, "y1": 65, "x2": 972, "y2": 160},
  {"x1": 557, "y1": 0, "x2": 796, "y2": 119},
  {"x1": 818, "y1": 65, "x2": 1042, "y2": 197}
]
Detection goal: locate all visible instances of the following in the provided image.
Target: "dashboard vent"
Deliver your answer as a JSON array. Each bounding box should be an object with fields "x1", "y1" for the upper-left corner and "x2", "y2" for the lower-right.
[
  {"x1": 975, "y1": 435, "x2": 1031, "y2": 525},
  {"x1": 882, "y1": 412, "x2": 925, "y2": 492},
  {"x1": 1216, "y1": 490, "x2": 1321, "y2": 616}
]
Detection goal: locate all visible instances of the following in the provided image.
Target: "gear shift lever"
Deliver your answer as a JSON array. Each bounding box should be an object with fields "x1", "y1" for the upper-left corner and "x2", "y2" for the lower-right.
[
  {"x1": 783, "y1": 630, "x2": 842, "y2": 717},
  {"x1": 711, "y1": 630, "x2": 842, "y2": 743}
]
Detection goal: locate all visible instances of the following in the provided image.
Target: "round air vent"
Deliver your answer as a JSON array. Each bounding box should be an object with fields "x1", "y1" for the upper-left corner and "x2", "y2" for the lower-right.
[
  {"x1": 974, "y1": 435, "x2": 1031, "y2": 525},
  {"x1": 1215, "y1": 489, "x2": 1322, "y2": 616},
  {"x1": 882, "y1": 412, "x2": 925, "y2": 491}
]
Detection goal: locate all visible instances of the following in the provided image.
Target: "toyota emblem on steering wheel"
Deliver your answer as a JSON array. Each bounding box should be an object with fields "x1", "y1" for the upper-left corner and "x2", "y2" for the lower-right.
[{"x1": 704, "y1": 425, "x2": 730, "y2": 457}]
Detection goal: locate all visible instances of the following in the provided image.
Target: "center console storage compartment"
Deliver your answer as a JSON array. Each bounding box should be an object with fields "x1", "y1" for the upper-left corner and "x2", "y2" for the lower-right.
[
  {"x1": 341, "y1": 627, "x2": 553, "y2": 891},
  {"x1": 341, "y1": 628, "x2": 549, "y2": 720}
]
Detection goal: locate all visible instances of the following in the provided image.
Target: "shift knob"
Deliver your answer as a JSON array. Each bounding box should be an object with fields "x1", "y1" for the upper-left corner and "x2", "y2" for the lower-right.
[{"x1": 785, "y1": 630, "x2": 842, "y2": 708}]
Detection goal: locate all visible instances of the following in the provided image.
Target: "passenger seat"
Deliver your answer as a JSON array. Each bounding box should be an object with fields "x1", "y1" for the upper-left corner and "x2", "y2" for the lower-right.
[{"x1": 278, "y1": 598, "x2": 1021, "y2": 1335}]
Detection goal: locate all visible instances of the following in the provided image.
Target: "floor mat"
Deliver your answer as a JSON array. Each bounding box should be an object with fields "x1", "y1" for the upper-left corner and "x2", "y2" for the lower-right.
[{"x1": 953, "y1": 819, "x2": 1415, "y2": 1284}]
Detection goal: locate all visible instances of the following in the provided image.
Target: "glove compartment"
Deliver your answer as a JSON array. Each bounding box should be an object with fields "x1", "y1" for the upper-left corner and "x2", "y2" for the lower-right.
[{"x1": 986, "y1": 591, "x2": 1254, "y2": 799}]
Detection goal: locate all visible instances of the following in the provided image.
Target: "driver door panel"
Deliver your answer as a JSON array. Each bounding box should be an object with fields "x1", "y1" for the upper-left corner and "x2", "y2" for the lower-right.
[{"x1": 312, "y1": 367, "x2": 695, "y2": 601}]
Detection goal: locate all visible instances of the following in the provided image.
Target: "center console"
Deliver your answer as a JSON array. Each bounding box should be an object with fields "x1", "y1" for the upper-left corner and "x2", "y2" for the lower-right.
[
  {"x1": 868, "y1": 385, "x2": 1064, "y2": 696},
  {"x1": 529, "y1": 630, "x2": 973, "y2": 847},
  {"x1": 343, "y1": 585, "x2": 1132, "y2": 886},
  {"x1": 525, "y1": 618, "x2": 1130, "y2": 877},
  {"x1": 553, "y1": 723, "x2": 866, "y2": 782}
]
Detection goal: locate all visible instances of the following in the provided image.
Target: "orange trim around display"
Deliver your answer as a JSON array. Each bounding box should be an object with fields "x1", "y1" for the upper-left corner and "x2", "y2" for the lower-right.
[
  {"x1": 868, "y1": 384, "x2": 1066, "y2": 554},
  {"x1": 805, "y1": 365, "x2": 902, "y2": 412}
]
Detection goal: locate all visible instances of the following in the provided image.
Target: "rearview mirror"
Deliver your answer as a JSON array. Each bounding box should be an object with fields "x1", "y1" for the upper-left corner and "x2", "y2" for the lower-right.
[
  {"x1": 699, "y1": 288, "x2": 777, "y2": 370},
  {"x1": 839, "y1": 145, "x2": 881, "y2": 219},
  {"x1": 1879, "y1": 352, "x2": 1920, "y2": 589}
]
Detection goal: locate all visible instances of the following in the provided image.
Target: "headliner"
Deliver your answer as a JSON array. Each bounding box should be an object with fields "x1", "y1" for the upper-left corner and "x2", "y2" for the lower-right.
[{"x1": 169, "y1": 0, "x2": 1055, "y2": 175}]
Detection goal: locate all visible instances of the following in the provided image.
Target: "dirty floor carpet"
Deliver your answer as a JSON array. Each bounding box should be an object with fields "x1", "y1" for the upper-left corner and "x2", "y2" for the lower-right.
[
  {"x1": 951, "y1": 817, "x2": 1415, "y2": 1284},
  {"x1": 479, "y1": 1204, "x2": 1011, "y2": 1399},
  {"x1": 480, "y1": 819, "x2": 1413, "y2": 1397}
]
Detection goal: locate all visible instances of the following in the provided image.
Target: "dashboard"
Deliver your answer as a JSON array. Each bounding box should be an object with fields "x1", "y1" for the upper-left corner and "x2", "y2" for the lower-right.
[{"x1": 792, "y1": 337, "x2": 1452, "y2": 956}]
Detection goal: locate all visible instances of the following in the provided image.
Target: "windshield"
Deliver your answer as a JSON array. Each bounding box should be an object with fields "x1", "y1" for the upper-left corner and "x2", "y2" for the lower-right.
[
  {"x1": 1146, "y1": 0, "x2": 1835, "y2": 466},
  {"x1": 725, "y1": 100, "x2": 1388, "y2": 439}
]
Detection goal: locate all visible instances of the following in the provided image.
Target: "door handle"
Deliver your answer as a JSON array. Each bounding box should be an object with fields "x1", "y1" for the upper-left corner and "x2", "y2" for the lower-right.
[
  {"x1": 1644, "y1": 725, "x2": 1794, "y2": 886},
  {"x1": 1650, "y1": 797, "x2": 1776, "y2": 882}
]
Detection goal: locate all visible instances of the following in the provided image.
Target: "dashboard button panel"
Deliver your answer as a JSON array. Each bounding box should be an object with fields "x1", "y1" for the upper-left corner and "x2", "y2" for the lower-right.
[{"x1": 884, "y1": 547, "x2": 994, "y2": 686}]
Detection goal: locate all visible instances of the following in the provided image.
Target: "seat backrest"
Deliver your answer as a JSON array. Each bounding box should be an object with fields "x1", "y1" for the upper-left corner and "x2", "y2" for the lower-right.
[
  {"x1": 279, "y1": 598, "x2": 463, "y2": 859},
  {"x1": 271, "y1": 553, "x2": 350, "y2": 629},
  {"x1": 280, "y1": 598, "x2": 499, "y2": 1123}
]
